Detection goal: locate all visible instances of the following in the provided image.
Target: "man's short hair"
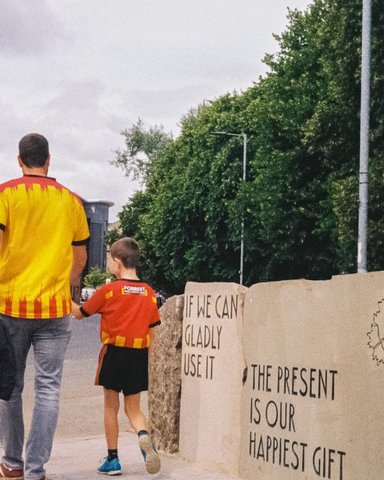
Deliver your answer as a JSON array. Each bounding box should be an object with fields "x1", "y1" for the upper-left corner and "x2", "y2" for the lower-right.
[
  {"x1": 19, "y1": 134, "x2": 50, "y2": 168},
  {"x1": 110, "y1": 237, "x2": 140, "y2": 269}
]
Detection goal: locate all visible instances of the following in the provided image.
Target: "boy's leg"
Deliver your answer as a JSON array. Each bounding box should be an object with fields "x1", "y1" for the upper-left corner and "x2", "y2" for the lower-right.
[
  {"x1": 98, "y1": 389, "x2": 122, "y2": 475},
  {"x1": 123, "y1": 394, "x2": 147, "y2": 433},
  {"x1": 124, "y1": 394, "x2": 160, "y2": 475},
  {"x1": 103, "y1": 389, "x2": 120, "y2": 449}
]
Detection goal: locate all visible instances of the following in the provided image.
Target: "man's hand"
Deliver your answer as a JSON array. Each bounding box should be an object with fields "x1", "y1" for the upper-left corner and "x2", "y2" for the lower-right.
[{"x1": 71, "y1": 300, "x2": 84, "y2": 320}]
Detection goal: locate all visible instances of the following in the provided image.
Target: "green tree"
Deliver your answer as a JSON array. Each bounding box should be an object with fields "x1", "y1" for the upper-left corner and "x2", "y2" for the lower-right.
[
  {"x1": 308, "y1": 0, "x2": 384, "y2": 273},
  {"x1": 111, "y1": 118, "x2": 173, "y2": 185},
  {"x1": 104, "y1": 227, "x2": 121, "y2": 247},
  {"x1": 110, "y1": 0, "x2": 384, "y2": 294},
  {"x1": 227, "y1": 2, "x2": 337, "y2": 283},
  {"x1": 84, "y1": 266, "x2": 113, "y2": 289},
  {"x1": 138, "y1": 96, "x2": 252, "y2": 293}
]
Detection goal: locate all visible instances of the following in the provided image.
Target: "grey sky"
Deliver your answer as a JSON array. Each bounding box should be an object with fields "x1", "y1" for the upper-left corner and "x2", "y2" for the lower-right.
[{"x1": 0, "y1": 0, "x2": 312, "y2": 221}]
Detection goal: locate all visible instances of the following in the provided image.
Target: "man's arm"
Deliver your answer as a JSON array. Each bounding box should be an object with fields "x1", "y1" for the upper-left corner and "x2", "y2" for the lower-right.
[{"x1": 70, "y1": 245, "x2": 87, "y2": 283}]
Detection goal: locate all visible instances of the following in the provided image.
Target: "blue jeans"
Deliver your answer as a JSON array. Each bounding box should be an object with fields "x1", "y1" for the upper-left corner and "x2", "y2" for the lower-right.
[{"x1": 0, "y1": 315, "x2": 71, "y2": 480}]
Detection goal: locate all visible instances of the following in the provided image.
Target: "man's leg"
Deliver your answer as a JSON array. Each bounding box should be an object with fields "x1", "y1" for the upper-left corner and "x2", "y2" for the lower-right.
[
  {"x1": 0, "y1": 315, "x2": 32, "y2": 474},
  {"x1": 25, "y1": 316, "x2": 71, "y2": 480}
]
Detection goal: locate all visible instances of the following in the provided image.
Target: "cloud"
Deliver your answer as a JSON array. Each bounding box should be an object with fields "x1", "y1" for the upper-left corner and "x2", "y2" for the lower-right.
[
  {"x1": 0, "y1": 0, "x2": 313, "y2": 223},
  {"x1": 46, "y1": 80, "x2": 106, "y2": 115},
  {"x1": 0, "y1": 1, "x2": 66, "y2": 57},
  {"x1": 39, "y1": 80, "x2": 138, "y2": 220},
  {"x1": 0, "y1": 79, "x2": 136, "y2": 222}
]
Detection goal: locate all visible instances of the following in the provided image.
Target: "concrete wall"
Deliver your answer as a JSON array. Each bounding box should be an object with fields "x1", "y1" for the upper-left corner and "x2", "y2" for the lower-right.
[
  {"x1": 150, "y1": 272, "x2": 384, "y2": 480},
  {"x1": 240, "y1": 271, "x2": 384, "y2": 480},
  {"x1": 179, "y1": 282, "x2": 247, "y2": 476}
]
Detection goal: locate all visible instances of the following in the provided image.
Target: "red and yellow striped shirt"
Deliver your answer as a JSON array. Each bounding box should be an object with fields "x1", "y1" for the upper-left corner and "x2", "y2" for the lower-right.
[
  {"x1": 81, "y1": 279, "x2": 160, "y2": 348},
  {"x1": 0, "y1": 175, "x2": 90, "y2": 319}
]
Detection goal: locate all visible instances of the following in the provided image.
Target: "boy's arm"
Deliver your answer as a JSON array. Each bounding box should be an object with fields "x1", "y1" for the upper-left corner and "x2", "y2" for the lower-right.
[
  {"x1": 71, "y1": 300, "x2": 85, "y2": 320},
  {"x1": 148, "y1": 319, "x2": 161, "y2": 354},
  {"x1": 72, "y1": 287, "x2": 104, "y2": 319},
  {"x1": 149, "y1": 327, "x2": 156, "y2": 355}
]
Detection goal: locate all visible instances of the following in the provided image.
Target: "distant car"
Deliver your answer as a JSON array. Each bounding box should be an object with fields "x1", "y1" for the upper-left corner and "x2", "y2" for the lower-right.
[
  {"x1": 155, "y1": 291, "x2": 166, "y2": 309},
  {"x1": 80, "y1": 287, "x2": 96, "y2": 302}
]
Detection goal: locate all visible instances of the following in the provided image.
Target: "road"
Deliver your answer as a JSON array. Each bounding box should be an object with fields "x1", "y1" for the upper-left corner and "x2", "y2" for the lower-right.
[{"x1": 23, "y1": 315, "x2": 148, "y2": 440}]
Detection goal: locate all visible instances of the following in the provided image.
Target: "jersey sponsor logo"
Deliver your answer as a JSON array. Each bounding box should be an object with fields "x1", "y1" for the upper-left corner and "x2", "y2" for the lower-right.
[{"x1": 123, "y1": 286, "x2": 147, "y2": 296}]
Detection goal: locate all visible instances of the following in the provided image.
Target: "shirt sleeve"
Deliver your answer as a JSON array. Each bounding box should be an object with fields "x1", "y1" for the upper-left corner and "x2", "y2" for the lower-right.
[
  {"x1": 81, "y1": 287, "x2": 106, "y2": 316},
  {"x1": 149, "y1": 287, "x2": 161, "y2": 328},
  {"x1": 149, "y1": 319, "x2": 161, "y2": 328},
  {"x1": 0, "y1": 192, "x2": 7, "y2": 231},
  {"x1": 72, "y1": 200, "x2": 90, "y2": 246}
]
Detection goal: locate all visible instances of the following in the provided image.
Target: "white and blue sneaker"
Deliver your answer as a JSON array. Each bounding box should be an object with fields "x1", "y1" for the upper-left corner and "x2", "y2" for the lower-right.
[
  {"x1": 139, "y1": 435, "x2": 161, "y2": 474},
  {"x1": 97, "y1": 457, "x2": 122, "y2": 476}
]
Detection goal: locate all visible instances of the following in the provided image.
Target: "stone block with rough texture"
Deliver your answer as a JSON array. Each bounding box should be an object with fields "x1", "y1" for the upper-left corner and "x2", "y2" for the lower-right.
[{"x1": 148, "y1": 295, "x2": 184, "y2": 454}]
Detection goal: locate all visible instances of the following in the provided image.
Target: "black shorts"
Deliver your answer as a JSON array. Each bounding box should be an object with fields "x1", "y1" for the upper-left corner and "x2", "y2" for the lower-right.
[{"x1": 95, "y1": 344, "x2": 149, "y2": 396}]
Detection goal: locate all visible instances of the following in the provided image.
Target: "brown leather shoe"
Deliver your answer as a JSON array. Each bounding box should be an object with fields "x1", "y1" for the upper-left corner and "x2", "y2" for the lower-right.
[{"x1": 0, "y1": 464, "x2": 24, "y2": 480}]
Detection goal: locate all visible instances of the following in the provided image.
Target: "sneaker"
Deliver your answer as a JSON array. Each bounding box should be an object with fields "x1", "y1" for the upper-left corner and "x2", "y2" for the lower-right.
[
  {"x1": 97, "y1": 457, "x2": 122, "y2": 476},
  {"x1": 0, "y1": 464, "x2": 24, "y2": 480},
  {"x1": 139, "y1": 435, "x2": 161, "y2": 475}
]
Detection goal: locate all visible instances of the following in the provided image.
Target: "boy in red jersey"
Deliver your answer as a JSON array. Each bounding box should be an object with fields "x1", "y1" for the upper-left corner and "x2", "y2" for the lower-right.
[{"x1": 72, "y1": 237, "x2": 161, "y2": 475}]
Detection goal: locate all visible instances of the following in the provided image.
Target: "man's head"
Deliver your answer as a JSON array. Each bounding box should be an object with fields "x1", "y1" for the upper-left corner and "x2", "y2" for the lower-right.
[
  {"x1": 18, "y1": 133, "x2": 50, "y2": 169},
  {"x1": 110, "y1": 237, "x2": 140, "y2": 269}
]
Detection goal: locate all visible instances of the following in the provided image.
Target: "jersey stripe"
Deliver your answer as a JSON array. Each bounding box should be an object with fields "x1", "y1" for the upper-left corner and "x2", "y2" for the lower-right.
[{"x1": 49, "y1": 297, "x2": 57, "y2": 318}]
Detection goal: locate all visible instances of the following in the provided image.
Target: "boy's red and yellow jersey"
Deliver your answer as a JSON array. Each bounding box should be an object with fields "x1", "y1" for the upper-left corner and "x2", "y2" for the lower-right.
[
  {"x1": 0, "y1": 175, "x2": 90, "y2": 319},
  {"x1": 80, "y1": 279, "x2": 161, "y2": 348}
]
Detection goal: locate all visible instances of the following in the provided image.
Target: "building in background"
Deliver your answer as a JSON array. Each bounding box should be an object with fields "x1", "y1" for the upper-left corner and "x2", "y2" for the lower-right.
[
  {"x1": 82, "y1": 199, "x2": 114, "y2": 275},
  {"x1": 71, "y1": 198, "x2": 114, "y2": 302}
]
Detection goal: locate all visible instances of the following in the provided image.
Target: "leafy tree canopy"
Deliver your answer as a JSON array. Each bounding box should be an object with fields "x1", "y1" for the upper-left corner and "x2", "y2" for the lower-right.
[
  {"x1": 110, "y1": 0, "x2": 384, "y2": 296},
  {"x1": 111, "y1": 118, "x2": 173, "y2": 185},
  {"x1": 84, "y1": 266, "x2": 114, "y2": 289}
]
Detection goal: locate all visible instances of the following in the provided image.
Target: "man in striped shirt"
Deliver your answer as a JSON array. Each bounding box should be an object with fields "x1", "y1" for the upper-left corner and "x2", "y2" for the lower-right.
[{"x1": 0, "y1": 134, "x2": 89, "y2": 480}]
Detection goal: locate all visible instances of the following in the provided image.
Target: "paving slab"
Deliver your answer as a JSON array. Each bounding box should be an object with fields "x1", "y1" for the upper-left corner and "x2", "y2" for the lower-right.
[{"x1": 47, "y1": 432, "x2": 238, "y2": 480}]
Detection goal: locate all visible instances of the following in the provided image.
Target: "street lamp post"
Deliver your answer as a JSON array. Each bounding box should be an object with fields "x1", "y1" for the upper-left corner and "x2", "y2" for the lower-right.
[
  {"x1": 358, "y1": 0, "x2": 372, "y2": 273},
  {"x1": 212, "y1": 131, "x2": 247, "y2": 285}
]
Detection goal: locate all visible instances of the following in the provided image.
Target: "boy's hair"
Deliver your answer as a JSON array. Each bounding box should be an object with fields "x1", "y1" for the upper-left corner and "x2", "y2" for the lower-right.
[
  {"x1": 110, "y1": 237, "x2": 140, "y2": 269},
  {"x1": 19, "y1": 133, "x2": 50, "y2": 168}
]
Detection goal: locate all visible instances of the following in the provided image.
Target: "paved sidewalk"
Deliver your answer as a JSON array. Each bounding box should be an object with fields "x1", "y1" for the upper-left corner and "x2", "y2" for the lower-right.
[{"x1": 47, "y1": 433, "x2": 238, "y2": 480}]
